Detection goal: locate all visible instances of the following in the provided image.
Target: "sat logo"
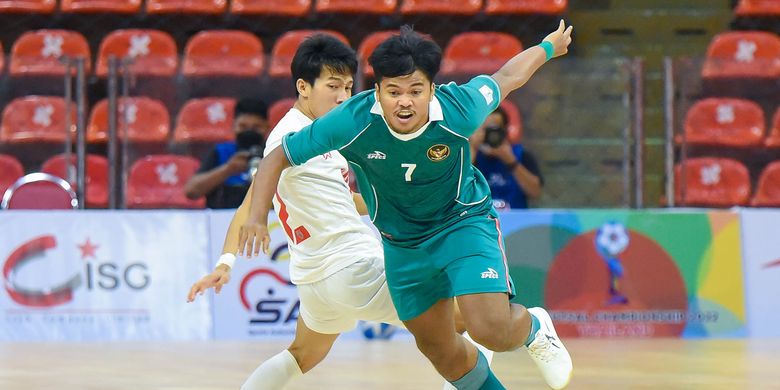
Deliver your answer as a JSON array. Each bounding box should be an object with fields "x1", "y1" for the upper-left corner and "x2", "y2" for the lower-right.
[{"x1": 240, "y1": 268, "x2": 299, "y2": 326}]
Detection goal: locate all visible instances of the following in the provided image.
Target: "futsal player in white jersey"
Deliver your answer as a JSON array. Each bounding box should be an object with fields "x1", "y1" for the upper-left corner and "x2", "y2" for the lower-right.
[{"x1": 187, "y1": 34, "x2": 490, "y2": 390}]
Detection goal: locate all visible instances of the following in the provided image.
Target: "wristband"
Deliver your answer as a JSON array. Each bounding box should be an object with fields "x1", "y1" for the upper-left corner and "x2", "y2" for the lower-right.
[
  {"x1": 216, "y1": 253, "x2": 236, "y2": 269},
  {"x1": 506, "y1": 160, "x2": 520, "y2": 170},
  {"x1": 539, "y1": 41, "x2": 554, "y2": 61}
]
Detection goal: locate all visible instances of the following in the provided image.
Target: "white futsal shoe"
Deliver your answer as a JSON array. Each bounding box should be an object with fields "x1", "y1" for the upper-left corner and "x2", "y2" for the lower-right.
[{"x1": 525, "y1": 307, "x2": 573, "y2": 389}]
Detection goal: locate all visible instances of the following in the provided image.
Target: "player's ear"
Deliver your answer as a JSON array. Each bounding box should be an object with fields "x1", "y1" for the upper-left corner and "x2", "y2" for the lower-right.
[
  {"x1": 429, "y1": 82, "x2": 435, "y2": 101},
  {"x1": 296, "y1": 78, "x2": 309, "y2": 98}
]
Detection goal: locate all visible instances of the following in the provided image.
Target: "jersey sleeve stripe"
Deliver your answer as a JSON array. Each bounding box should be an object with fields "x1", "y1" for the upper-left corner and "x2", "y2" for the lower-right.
[
  {"x1": 339, "y1": 122, "x2": 373, "y2": 151},
  {"x1": 281, "y1": 134, "x2": 299, "y2": 166},
  {"x1": 440, "y1": 125, "x2": 468, "y2": 141}
]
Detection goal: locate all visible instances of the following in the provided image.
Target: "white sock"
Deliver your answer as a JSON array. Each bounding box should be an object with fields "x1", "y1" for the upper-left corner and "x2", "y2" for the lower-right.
[
  {"x1": 442, "y1": 331, "x2": 495, "y2": 390},
  {"x1": 241, "y1": 349, "x2": 303, "y2": 390}
]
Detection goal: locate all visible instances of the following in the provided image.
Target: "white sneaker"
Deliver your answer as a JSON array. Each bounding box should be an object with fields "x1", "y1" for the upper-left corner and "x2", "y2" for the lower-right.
[{"x1": 525, "y1": 307, "x2": 573, "y2": 389}]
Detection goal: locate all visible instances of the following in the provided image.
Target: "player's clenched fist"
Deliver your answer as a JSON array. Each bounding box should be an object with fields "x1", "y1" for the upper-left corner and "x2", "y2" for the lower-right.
[
  {"x1": 543, "y1": 20, "x2": 574, "y2": 58},
  {"x1": 187, "y1": 265, "x2": 231, "y2": 302},
  {"x1": 238, "y1": 221, "x2": 271, "y2": 258}
]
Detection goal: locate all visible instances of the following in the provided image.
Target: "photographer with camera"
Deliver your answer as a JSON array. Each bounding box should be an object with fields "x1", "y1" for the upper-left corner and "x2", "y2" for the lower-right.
[
  {"x1": 469, "y1": 106, "x2": 543, "y2": 209},
  {"x1": 184, "y1": 98, "x2": 269, "y2": 209}
]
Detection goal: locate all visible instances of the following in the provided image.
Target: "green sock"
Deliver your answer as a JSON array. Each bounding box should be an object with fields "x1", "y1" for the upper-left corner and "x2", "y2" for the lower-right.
[{"x1": 524, "y1": 311, "x2": 540, "y2": 347}]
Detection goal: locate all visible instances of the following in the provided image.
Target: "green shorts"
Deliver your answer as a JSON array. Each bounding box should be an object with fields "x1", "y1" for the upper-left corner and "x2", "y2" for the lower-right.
[{"x1": 383, "y1": 213, "x2": 516, "y2": 321}]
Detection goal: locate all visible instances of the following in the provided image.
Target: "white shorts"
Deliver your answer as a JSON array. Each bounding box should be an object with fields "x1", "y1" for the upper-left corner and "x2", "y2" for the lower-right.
[{"x1": 297, "y1": 256, "x2": 402, "y2": 334}]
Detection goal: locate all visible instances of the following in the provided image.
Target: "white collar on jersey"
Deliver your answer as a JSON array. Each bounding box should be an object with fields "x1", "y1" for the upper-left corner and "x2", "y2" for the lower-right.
[{"x1": 370, "y1": 92, "x2": 443, "y2": 141}]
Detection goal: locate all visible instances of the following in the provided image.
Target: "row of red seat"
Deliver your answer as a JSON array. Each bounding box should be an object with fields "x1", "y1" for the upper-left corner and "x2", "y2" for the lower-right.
[
  {"x1": 735, "y1": 0, "x2": 780, "y2": 17},
  {"x1": 0, "y1": 153, "x2": 203, "y2": 208},
  {"x1": 675, "y1": 157, "x2": 780, "y2": 207},
  {"x1": 1, "y1": 29, "x2": 523, "y2": 78},
  {"x1": 0, "y1": 0, "x2": 566, "y2": 15},
  {"x1": 682, "y1": 98, "x2": 780, "y2": 148},
  {"x1": 4, "y1": 154, "x2": 779, "y2": 209},
  {"x1": 0, "y1": 95, "x2": 525, "y2": 145}
]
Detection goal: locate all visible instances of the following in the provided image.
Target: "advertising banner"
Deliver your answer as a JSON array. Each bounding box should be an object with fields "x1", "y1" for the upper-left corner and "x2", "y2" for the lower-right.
[
  {"x1": 0, "y1": 211, "x2": 211, "y2": 341},
  {"x1": 502, "y1": 210, "x2": 746, "y2": 338},
  {"x1": 740, "y1": 209, "x2": 780, "y2": 337},
  {"x1": 209, "y1": 211, "x2": 302, "y2": 340}
]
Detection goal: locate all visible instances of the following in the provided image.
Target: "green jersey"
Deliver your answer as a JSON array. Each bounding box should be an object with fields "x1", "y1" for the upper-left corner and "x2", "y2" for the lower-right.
[{"x1": 282, "y1": 75, "x2": 501, "y2": 246}]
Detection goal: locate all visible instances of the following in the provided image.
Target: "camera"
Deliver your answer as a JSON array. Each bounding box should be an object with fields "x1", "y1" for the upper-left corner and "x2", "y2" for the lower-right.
[
  {"x1": 247, "y1": 145, "x2": 264, "y2": 177},
  {"x1": 483, "y1": 125, "x2": 507, "y2": 148},
  {"x1": 236, "y1": 129, "x2": 265, "y2": 178}
]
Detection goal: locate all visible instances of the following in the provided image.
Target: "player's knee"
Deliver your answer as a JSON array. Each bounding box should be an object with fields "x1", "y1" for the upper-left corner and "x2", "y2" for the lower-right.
[
  {"x1": 287, "y1": 344, "x2": 329, "y2": 373},
  {"x1": 468, "y1": 322, "x2": 514, "y2": 352},
  {"x1": 414, "y1": 336, "x2": 453, "y2": 364}
]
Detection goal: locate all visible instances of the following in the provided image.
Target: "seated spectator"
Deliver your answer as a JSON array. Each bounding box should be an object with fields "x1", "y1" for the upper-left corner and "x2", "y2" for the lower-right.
[
  {"x1": 469, "y1": 106, "x2": 543, "y2": 209},
  {"x1": 185, "y1": 98, "x2": 269, "y2": 209}
]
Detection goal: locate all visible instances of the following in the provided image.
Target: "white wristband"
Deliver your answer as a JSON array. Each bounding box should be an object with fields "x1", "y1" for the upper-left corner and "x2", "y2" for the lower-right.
[{"x1": 216, "y1": 253, "x2": 236, "y2": 270}]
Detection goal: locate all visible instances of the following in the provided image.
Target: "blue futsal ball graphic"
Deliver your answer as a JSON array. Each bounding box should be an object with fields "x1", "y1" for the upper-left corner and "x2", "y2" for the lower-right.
[{"x1": 359, "y1": 321, "x2": 396, "y2": 340}]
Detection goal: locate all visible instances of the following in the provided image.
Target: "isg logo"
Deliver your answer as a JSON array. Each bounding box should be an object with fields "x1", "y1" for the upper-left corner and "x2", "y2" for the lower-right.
[{"x1": 3, "y1": 235, "x2": 150, "y2": 308}]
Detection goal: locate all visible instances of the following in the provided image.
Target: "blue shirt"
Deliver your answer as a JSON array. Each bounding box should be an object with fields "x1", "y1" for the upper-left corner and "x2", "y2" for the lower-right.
[{"x1": 474, "y1": 144, "x2": 542, "y2": 209}]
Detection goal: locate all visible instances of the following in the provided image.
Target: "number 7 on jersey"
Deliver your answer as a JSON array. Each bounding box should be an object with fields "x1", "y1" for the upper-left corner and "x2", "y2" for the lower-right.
[{"x1": 401, "y1": 163, "x2": 416, "y2": 182}]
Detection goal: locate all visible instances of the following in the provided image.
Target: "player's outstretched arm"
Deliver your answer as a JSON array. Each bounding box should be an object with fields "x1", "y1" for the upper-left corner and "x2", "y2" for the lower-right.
[
  {"x1": 238, "y1": 146, "x2": 291, "y2": 257},
  {"x1": 492, "y1": 20, "x2": 573, "y2": 101},
  {"x1": 186, "y1": 182, "x2": 256, "y2": 303}
]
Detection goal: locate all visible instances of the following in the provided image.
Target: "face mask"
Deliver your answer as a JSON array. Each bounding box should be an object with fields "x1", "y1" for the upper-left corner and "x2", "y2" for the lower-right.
[{"x1": 236, "y1": 129, "x2": 264, "y2": 151}]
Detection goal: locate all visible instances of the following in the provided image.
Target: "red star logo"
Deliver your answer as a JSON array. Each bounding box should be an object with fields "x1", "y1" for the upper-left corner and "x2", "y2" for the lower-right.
[
  {"x1": 78, "y1": 238, "x2": 98, "y2": 260},
  {"x1": 763, "y1": 259, "x2": 780, "y2": 269}
]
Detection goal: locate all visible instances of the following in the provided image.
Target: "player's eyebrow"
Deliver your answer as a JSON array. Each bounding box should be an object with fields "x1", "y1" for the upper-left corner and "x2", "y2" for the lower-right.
[{"x1": 385, "y1": 81, "x2": 425, "y2": 88}]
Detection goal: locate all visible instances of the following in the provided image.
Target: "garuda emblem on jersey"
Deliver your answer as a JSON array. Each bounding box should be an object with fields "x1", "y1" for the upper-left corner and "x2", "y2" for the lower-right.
[{"x1": 427, "y1": 144, "x2": 450, "y2": 162}]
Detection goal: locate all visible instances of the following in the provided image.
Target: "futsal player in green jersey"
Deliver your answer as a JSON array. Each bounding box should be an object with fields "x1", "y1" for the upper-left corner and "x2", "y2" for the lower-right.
[{"x1": 239, "y1": 22, "x2": 574, "y2": 390}]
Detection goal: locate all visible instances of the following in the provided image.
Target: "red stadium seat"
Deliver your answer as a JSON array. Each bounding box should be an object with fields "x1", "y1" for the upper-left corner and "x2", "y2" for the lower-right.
[
  {"x1": 1, "y1": 173, "x2": 78, "y2": 209},
  {"x1": 499, "y1": 100, "x2": 523, "y2": 144},
  {"x1": 174, "y1": 98, "x2": 235, "y2": 143},
  {"x1": 765, "y1": 107, "x2": 780, "y2": 148},
  {"x1": 96, "y1": 29, "x2": 178, "y2": 77},
  {"x1": 358, "y1": 31, "x2": 396, "y2": 78},
  {"x1": 146, "y1": 0, "x2": 226, "y2": 14},
  {"x1": 0, "y1": 154, "x2": 24, "y2": 196},
  {"x1": 126, "y1": 155, "x2": 204, "y2": 208},
  {"x1": 269, "y1": 30, "x2": 350, "y2": 78},
  {"x1": 316, "y1": 0, "x2": 396, "y2": 14},
  {"x1": 400, "y1": 0, "x2": 483, "y2": 15},
  {"x1": 61, "y1": 0, "x2": 141, "y2": 13},
  {"x1": 681, "y1": 98, "x2": 765, "y2": 147},
  {"x1": 442, "y1": 32, "x2": 523, "y2": 75},
  {"x1": 752, "y1": 162, "x2": 780, "y2": 207},
  {"x1": 735, "y1": 0, "x2": 780, "y2": 17},
  {"x1": 183, "y1": 30, "x2": 264, "y2": 77},
  {"x1": 0, "y1": 96, "x2": 76, "y2": 143},
  {"x1": 268, "y1": 98, "x2": 296, "y2": 129},
  {"x1": 10, "y1": 30, "x2": 90, "y2": 76},
  {"x1": 674, "y1": 157, "x2": 751, "y2": 207},
  {"x1": 41, "y1": 154, "x2": 109, "y2": 208},
  {"x1": 702, "y1": 31, "x2": 780, "y2": 79},
  {"x1": 485, "y1": 0, "x2": 567, "y2": 14},
  {"x1": 0, "y1": 0, "x2": 55, "y2": 13},
  {"x1": 87, "y1": 97, "x2": 170, "y2": 144},
  {"x1": 230, "y1": 0, "x2": 310, "y2": 16}
]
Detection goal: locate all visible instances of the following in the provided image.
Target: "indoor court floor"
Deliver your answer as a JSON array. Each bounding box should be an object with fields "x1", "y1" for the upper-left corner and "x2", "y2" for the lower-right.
[{"x1": 1, "y1": 339, "x2": 778, "y2": 389}]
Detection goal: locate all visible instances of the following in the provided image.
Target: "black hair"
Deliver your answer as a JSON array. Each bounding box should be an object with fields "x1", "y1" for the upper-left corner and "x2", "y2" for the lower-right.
[
  {"x1": 291, "y1": 33, "x2": 357, "y2": 94},
  {"x1": 234, "y1": 98, "x2": 268, "y2": 119},
  {"x1": 492, "y1": 106, "x2": 508, "y2": 127},
  {"x1": 368, "y1": 25, "x2": 442, "y2": 83}
]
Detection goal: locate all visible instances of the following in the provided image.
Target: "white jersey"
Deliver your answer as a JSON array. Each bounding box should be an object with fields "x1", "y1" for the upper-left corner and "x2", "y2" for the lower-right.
[{"x1": 264, "y1": 108, "x2": 383, "y2": 285}]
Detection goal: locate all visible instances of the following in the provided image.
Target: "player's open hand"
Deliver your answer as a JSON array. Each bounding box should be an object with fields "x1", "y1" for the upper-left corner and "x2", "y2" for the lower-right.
[
  {"x1": 543, "y1": 20, "x2": 574, "y2": 58},
  {"x1": 238, "y1": 221, "x2": 270, "y2": 258},
  {"x1": 187, "y1": 265, "x2": 231, "y2": 303}
]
